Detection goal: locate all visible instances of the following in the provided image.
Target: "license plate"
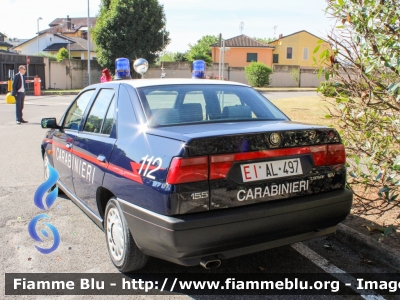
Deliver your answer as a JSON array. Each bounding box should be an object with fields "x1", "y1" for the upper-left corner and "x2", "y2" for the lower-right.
[{"x1": 240, "y1": 158, "x2": 303, "y2": 182}]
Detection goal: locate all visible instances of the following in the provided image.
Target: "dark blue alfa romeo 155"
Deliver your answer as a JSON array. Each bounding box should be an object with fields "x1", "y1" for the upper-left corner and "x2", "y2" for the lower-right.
[{"x1": 41, "y1": 78, "x2": 352, "y2": 272}]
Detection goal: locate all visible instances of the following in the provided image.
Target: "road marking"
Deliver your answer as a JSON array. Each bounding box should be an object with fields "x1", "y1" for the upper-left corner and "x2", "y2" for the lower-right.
[{"x1": 291, "y1": 243, "x2": 385, "y2": 300}]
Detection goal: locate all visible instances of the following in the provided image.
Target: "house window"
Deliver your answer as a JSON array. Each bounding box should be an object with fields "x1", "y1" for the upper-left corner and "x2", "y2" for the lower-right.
[
  {"x1": 273, "y1": 54, "x2": 279, "y2": 63},
  {"x1": 247, "y1": 53, "x2": 258, "y2": 62},
  {"x1": 286, "y1": 47, "x2": 293, "y2": 59},
  {"x1": 303, "y1": 48, "x2": 308, "y2": 60}
]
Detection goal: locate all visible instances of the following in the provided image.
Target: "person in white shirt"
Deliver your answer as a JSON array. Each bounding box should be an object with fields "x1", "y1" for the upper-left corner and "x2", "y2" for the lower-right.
[{"x1": 12, "y1": 65, "x2": 28, "y2": 124}]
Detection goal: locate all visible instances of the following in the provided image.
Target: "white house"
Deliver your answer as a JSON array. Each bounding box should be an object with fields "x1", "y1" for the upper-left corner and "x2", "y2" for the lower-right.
[{"x1": 12, "y1": 16, "x2": 97, "y2": 60}]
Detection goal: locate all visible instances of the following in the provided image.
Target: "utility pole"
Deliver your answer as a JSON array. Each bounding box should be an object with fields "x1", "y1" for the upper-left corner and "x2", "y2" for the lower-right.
[
  {"x1": 87, "y1": 0, "x2": 91, "y2": 85},
  {"x1": 37, "y1": 17, "x2": 42, "y2": 55}
]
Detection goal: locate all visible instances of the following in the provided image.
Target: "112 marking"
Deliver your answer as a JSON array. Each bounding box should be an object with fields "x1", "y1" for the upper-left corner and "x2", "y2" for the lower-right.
[{"x1": 138, "y1": 155, "x2": 162, "y2": 180}]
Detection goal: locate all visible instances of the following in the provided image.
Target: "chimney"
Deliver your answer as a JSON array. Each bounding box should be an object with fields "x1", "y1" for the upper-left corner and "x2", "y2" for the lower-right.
[
  {"x1": 67, "y1": 15, "x2": 71, "y2": 30},
  {"x1": 279, "y1": 34, "x2": 283, "y2": 39}
]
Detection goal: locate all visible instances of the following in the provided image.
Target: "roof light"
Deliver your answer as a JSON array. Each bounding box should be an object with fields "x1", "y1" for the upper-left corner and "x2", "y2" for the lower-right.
[
  {"x1": 192, "y1": 60, "x2": 206, "y2": 79},
  {"x1": 114, "y1": 57, "x2": 131, "y2": 80},
  {"x1": 133, "y1": 58, "x2": 148, "y2": 79}
]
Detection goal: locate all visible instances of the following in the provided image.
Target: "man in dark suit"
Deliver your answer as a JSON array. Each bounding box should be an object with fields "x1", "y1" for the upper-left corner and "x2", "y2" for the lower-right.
[{"x1": 12, "y1": 65, "x2": 28, "y2": 124}]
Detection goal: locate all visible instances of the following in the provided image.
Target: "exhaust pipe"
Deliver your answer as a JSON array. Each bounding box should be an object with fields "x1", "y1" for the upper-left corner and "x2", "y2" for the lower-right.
[{"x1": 200, "y1": 256, "x2": 221, "y2": 269}]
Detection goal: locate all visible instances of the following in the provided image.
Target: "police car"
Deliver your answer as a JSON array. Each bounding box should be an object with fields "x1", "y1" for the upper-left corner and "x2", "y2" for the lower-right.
[{"x1": 41, "y1": 74, "x2": 352, "y2": 272}]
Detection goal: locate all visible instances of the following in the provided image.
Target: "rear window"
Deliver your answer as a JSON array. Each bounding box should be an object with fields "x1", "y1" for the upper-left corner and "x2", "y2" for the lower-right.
[{"x1": 137, "y1": 84, "x2": 288, "y2": 127}]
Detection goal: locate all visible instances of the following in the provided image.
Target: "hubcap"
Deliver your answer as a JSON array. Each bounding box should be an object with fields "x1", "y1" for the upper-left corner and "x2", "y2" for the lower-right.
[{"x1": 107, "y1": 207, "x2": 125, "y2": 261}]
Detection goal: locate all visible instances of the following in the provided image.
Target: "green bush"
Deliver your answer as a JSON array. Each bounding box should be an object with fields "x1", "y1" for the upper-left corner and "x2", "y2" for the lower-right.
[
  {"x1": 56, "y1": 48, "x2": 69, "y2": 62},
  {"x1": 245, "y1": 62, "x2": 273, "y2": 87},
  {"x1": 37, "y1": 52, "x2": 57, "y2": 61}
]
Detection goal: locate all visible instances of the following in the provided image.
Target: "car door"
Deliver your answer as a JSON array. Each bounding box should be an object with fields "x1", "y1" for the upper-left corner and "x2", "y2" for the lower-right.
[
  {"x1": 52, "y1": 89, "x2": 95, "y2": 193},
  {"x1": 72, "y1": 88, "x2": 117, "y2": 215}
]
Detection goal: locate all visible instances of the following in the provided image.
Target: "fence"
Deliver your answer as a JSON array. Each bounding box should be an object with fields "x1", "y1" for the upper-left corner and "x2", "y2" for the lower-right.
[
  {"x1": 0, "y1": 53, "x2": 47, "y2": 94},
  {"x1": 146, "y1": 62, "x2": 324, "y2": 87},
  {"x1": 49, "y1": 59, "x2": 102, "y2": 90},
  {"x1": 13, "y1": 60, "x2": 326, "y2": 91}
]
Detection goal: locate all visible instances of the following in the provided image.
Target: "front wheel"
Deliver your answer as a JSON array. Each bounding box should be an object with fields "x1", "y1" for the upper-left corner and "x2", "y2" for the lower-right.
[{"x1": 104, "y1": 198, "x2": 148, "y2": 272}]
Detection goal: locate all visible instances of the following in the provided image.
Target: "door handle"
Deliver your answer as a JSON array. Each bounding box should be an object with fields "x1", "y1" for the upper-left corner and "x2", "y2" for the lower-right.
[
  {"x1": 66, "y1": 143, "x2": 72, "y2": 149},
  {"x1": 97, "y1": 155, "x2": 106, "y2": 163}
]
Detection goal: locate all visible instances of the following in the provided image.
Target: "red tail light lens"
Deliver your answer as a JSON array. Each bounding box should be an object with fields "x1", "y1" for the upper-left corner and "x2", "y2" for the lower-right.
[
  {"x1": 310, "y1": 145, "x2": 327, "y2": 166},
  {"x1": 327, "y1": 144, "x2": 346, "y2": 165},
  {"x1": 167, "y1": 144, "x2": 345, "y2": 184},
  {"x1": 166, "y1": 156, "x2": 208, "y2": 184},
  {"x1": 210, "y1": 154, "x2": 234, "y2": 180}
]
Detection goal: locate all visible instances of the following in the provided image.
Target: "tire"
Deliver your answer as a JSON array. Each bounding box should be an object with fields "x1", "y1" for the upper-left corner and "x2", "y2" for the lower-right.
[{"x1": 104, "y1": 198, "x2": 148, "y2": 272}]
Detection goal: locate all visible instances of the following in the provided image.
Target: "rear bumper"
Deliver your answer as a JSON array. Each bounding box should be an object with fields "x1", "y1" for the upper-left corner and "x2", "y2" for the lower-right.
[{"x1": 119, "y1": 189, "x2": 353, "y2": 266}]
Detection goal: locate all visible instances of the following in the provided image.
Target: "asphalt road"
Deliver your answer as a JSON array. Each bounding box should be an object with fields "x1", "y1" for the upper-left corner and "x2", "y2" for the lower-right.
[{"x1": 0, "y1": 93, "x2": 392, "y2": 299}]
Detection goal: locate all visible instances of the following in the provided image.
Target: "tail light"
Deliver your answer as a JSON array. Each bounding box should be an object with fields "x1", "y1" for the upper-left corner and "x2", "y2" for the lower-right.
[
  {"x1": 310, "y1": 144, "x2": 346, "y2": 166},
  {"x1": 166, "y1": 156, "x2": 208, "y2": 184},
  {"x1": 210, "y1": 154, "x2": 234, "y2": 180},
  {"x1": 310, "y1": 145, "x2": 327, "y2": 166},
  {"x1": 327, "y1": 144, "x2": 346, "y2": 165},
  {"x1": 166, "y1": 144, "x2": 346, "y2": 184}
]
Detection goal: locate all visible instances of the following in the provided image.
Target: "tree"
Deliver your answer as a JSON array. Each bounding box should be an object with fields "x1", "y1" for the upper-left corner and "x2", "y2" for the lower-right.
[
  {"x1": 174, "y1": 52, "x2": 188, "y2": 62},
  {"x1": 185, "y1": 35, "x2": 218, "y2": 65},
  {"x1": 253, "y1": 37, "x2": 273, "y2": 44},
  {"x1": 158, "y1": 51, "x2": 176, "y2": 63},
  {"x1": 316, "y1": 0, "x2": 400, "y2": 216},
  {"x1": 92, "y1": 0, "x2": 170, "y2": 74},
  {"x1": 245, "y1": 62, "x2": 273, "y2": 87},
  {"x1": 290, "y1": 68, "x2": 300, "y2": 87},
  {"x1": 56, "y1": 48, "x2": 69, "y2": 62}
]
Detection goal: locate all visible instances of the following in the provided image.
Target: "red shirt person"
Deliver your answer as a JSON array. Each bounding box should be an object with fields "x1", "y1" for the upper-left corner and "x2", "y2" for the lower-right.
[{"x1": 100, "y1": 68, "x2": 112, "y2": 83}]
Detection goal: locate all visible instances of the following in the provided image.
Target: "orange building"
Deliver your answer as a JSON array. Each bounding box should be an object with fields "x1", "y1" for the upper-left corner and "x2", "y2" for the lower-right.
[{"x1": 211, "y1": 35, "x2": 274, "y2": 68}]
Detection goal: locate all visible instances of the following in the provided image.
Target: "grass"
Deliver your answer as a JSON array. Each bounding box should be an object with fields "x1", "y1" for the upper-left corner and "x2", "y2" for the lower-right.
[
  {"x1": 270, "y1": 96, "x2": 332, "y2": 126},
  {"x1": 255, "y1": 87, "x2": 316, "y2": 92}
]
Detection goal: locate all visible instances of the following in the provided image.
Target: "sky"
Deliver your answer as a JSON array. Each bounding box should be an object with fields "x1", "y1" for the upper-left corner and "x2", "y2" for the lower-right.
[{"x1": 2, "y1": 0, "x2": 335, "y2": 53}]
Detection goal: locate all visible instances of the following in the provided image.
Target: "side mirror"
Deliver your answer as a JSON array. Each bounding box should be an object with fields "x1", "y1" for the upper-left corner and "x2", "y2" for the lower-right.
[{"x1": 41, "y1": 118, "x2": 61, "y2": 129}]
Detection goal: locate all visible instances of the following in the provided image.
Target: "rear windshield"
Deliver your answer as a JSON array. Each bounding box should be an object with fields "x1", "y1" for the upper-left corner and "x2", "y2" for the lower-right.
[{"x1": 137, "y1": 84, "x2": 288, "y2": 127}]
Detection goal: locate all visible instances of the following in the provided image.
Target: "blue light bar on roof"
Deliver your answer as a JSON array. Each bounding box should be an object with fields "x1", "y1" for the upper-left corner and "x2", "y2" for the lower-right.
[
  {"x1": 115, "y1": 57, "x2": 131, "y2": 80},
  {"x1": 192, "y1": 60, "x2": 206, "y2": 79}
]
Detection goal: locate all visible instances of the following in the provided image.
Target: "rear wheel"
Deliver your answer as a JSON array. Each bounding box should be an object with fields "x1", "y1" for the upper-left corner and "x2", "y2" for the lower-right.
[{"x1": 104, "y1": 198, "x2": 148, "y2": 272}]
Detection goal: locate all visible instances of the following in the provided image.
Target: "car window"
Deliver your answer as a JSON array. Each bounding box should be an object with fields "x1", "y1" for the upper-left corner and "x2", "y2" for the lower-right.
[
  {"x1": 84, "y1": 89, "x2": 115, "y2": 134},
  {"x1": 145, "y1": 90, "x2": 178, "y2": 109},
  {"x1": 64, "y1": 90, "x2": 95, "y2": 130},
  {"x1": 101, "y1": 98, "x2": 116, "y2": 135},
  {"x1": 182, "y1": 91, "x2": 206, "y2": 121},
  {"x1": 217, "y1": 91, "x2": 241, "y2": 108},
  {"x1": 137, "y1": 84, "x2": 288, "y2": 127}
]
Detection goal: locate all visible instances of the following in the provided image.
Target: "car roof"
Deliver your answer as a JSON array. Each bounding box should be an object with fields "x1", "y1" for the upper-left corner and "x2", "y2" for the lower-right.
[{"x1": 114, "y1": 78, "x2": 250, "y2": 88}]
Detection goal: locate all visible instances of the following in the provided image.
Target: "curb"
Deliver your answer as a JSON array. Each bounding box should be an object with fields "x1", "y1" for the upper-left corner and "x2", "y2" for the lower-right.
[{"x1": 335, "y1": 223, "x2": 400, "y2": 272}]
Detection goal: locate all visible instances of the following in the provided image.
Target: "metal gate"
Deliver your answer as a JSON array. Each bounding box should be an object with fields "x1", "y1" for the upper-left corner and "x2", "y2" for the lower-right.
[{"x1": 0, "y1": 54, "x2": 45, "y2": 94}]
